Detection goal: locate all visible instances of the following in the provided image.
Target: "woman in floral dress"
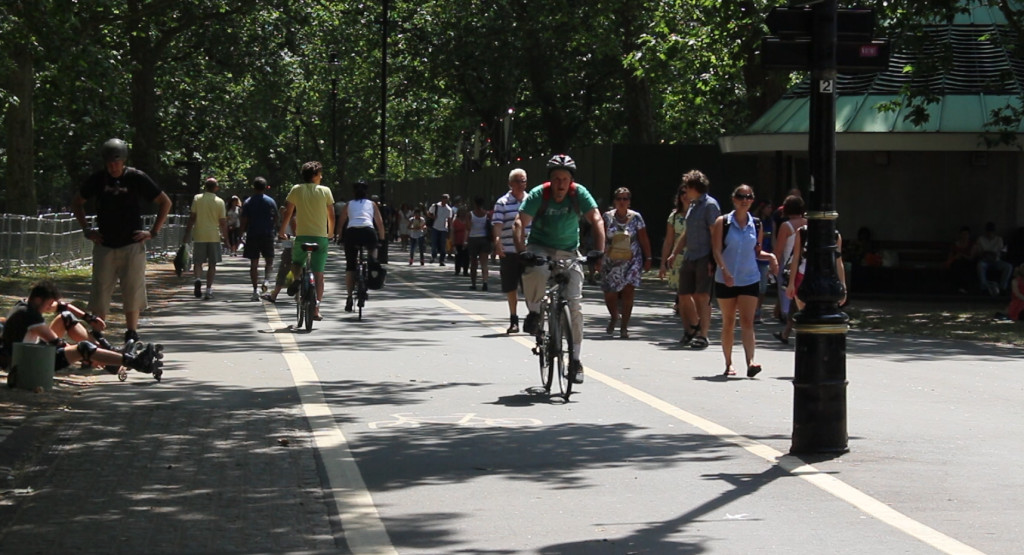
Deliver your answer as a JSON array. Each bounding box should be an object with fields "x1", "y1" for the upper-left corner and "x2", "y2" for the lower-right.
[{"x1": 601, "y1": 187, "x2": 652, "y2": 339}]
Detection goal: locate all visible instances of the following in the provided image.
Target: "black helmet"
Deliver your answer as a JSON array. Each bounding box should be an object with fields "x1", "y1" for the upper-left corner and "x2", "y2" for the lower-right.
[
  {"x1": 546, "y1": 154, "x2": 576, "y2": 176},
  {"x1": 101, "y1": 138, "x2": 128, "y2": 163}
]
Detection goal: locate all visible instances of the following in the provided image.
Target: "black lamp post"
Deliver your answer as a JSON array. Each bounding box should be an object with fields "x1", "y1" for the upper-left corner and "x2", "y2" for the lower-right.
[
  {"x1": 377, "y1": 0, "x2": 390, "y2": 263},
  {"x1": 791, "y1": 0, "x2": 849, "y2": 454}
]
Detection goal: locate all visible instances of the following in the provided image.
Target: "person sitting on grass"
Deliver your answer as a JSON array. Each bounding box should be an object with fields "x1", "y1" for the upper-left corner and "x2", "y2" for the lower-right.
[{"x1": 0, "y1": 281, "x2": 161, "y2": 378}]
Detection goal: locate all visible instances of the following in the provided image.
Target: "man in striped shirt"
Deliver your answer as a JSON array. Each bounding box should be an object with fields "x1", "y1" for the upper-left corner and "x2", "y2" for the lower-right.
[{"x1": 492, "y1": 168, "x2": 529, "y2": 334}]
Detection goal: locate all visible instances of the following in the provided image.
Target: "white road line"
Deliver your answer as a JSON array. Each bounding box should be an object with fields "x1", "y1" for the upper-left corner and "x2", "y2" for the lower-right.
[
  {"x1": 263, "y1": 303, "x2": 397, "y2": 555},
  {"x1": 397, "y1": 272, "x2": 986, "y2": 555}
]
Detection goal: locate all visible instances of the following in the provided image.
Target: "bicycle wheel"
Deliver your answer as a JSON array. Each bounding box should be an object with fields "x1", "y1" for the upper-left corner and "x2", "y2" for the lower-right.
[
  {"x1": 553, "y1": 302, "x2": 573, "y2": 399},
  {"x1": 295, "y1": 274, "x2": 306, "y2": 328},
  {"x1": 537, "y1": 317, "x2": 553, "y2": 392},
  {"x1": 356, "y1": 266, "x2": 368, "y2": 322},
  {"x1": 301, "y1": 274, "x2": 313, "y2": 327},
  {"x1": 303, "y1": 294, "x2": 315, "y2": 331}
]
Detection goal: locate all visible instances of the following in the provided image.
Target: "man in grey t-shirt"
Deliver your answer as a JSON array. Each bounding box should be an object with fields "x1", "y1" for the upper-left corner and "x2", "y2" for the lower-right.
[{"x1": 666, "y1": 170, "x2": 720, "y2": 349}]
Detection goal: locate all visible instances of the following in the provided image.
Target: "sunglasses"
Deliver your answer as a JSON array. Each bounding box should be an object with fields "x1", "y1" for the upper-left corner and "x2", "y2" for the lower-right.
[
  {"x1": 733, "y1": 193, "x2": 754, "y2": 200},
  {"x1": 615, "y1": 197, "x2": 630, "y2": 201}
]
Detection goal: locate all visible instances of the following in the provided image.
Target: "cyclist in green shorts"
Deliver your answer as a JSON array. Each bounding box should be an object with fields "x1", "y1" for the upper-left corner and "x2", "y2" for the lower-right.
[{"x1": 278, "y1": 161, "x2": 335, "y2": 321}]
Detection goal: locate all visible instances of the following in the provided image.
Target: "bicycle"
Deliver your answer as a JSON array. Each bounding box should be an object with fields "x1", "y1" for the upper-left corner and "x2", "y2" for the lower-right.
[
  {"x1": 354, "y1": 244, "x2": 369, "y2": 321},
  {"x1": 296, "y1": 242, "x2": 319, "y2": 331},
  {"x1": 522, "y1": 252, "x2": 597, "y2": 401}
]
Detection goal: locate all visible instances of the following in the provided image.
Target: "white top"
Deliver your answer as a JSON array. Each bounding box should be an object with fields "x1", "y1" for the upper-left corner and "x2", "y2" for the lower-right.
[
  {"x1": 430, "y1": 202, "x2": 455, "y2": 231},
  {"x1": 492, "y1": 190, "x2": 525, "y2": 253},
  {"x1": 976, "y1": 234, "x2": 1005, "y2": 257},
  {"x1": 469, "y1": 212, "x2": 489, "y2": 238},
  {"x1": 781, "y1": 220, "x2": 797, "y2": 266},
  {"x1": 409, "y1": 216, "x2": 427, "y2": 239},
  {"x1": 347, "y1": 198, "x2": 375, "y2": 228}
]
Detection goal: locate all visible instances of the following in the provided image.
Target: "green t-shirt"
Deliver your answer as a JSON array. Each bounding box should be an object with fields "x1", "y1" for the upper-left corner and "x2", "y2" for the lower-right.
[{"x1": 519, "y1": 182, "x2": 598, "y2": 251}]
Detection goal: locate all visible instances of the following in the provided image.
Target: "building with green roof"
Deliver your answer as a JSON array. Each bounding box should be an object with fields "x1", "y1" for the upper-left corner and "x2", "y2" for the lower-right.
[{"x1": 720, "y1": 2, "x2": 1024, "y2": 252}]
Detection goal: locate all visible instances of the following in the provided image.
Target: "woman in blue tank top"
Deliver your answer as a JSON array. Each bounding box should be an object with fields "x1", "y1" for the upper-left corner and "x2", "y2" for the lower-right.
[{"x1": 710, "y1": 184, "x2": 778, "y2": 378}]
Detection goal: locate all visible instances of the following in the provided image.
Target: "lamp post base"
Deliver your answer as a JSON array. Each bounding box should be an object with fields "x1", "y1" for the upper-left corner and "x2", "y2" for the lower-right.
[{"x1": 791, "y1": 322, "x2": 849, "y2": 455}]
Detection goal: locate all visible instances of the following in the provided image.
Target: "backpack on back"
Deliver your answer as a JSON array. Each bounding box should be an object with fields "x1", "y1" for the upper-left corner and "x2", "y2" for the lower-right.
[{"x1": 606, "y1": 211, "x2": 635, "y2": 261}]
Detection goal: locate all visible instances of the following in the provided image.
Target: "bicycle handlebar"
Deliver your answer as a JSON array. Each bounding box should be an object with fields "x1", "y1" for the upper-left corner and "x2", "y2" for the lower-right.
[{"x1": 519, "y1": 250, "x2": 603, "y2": 267}]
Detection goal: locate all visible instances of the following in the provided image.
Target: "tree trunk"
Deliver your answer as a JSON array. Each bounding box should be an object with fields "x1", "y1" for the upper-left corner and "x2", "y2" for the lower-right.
[
  {"x1": 129, "y1": 47, "x2": 162, "y2": 181},
  {"x1": 3, "y1": 42, "x2": 36, "y2": 215},
  {"x1": 618, "y1": 3, "x2": 655, "y2": 145},
  {"x1": 622, "y1": 73, "x2": 655, "y2": 145}
]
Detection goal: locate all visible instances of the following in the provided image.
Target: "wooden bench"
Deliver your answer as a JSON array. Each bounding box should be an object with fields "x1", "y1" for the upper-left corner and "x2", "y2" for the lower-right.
[{"x1": 849, "y1": 240, "x2": 952, "y2": 294}]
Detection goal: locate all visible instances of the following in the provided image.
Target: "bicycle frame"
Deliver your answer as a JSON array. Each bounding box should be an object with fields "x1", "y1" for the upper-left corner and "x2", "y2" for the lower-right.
[
  {"x1": 355, "y1": 245, "x2": 368, "y2": 320},
  {"x1": 529, "y1": 256, "x2": 581, "y2": 400},
  {"x1": 297, "y1": 243, "x2": 318, "y2": 331}
]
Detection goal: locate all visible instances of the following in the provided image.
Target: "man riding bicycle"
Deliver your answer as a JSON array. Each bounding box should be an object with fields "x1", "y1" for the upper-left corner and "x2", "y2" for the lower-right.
[
  {"x1": 279, "y1": 161, "x2": 335, "y2": 321},
  {"x1": 513, "y1": 154, "x2": 605, "y2": 384}
]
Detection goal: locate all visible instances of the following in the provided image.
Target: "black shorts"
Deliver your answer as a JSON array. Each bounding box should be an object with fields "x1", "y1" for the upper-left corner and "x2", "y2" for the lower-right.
[
  {"x1": 243, "y1": 234, "x2": 276, "y2": 261},
  {"x1": 344, "y1": 226, "x2": 379, "y2": 271},
  {"x1": 714, "y1": 281, "x2": 760, "y2": 299},
  {"x1": 55, "y1": 349, "x2": 71, "y2": 371},
  {"x1": 467, "y1": 236, "x2": 492, "y2": 258},
  {"x1": 499, "y1": 253, "x2": 524, "y2": 293}
]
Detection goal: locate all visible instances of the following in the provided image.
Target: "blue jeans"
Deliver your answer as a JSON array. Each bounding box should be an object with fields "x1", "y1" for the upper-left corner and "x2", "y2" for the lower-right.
[
  {"x1": 978, "y1": 258, "x2": 1012, "y2": 291},
  {"x1": 409, "y1": 236, "x2": 425, "y2": 260},
  {"x1": 430, "y1": 228, "x2": 448, "y2": 262}
]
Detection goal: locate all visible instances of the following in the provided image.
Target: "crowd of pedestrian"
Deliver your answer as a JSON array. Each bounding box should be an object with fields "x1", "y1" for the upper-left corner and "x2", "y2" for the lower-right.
[{"x1": 12, "y1": 139, "x2": 1019, "y2": 389}]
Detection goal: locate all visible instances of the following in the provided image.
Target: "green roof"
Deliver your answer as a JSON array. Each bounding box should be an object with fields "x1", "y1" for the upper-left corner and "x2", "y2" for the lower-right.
[{"x1": 721, "y1": 2, "x2": 1024, "y2": 153}]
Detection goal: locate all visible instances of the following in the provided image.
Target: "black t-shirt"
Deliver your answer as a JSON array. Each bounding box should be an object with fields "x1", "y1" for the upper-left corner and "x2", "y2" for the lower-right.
[
  {"x1": 80, "y1": 167, "x2": 162, "y2": 248},
  {"x1": 0, "y1": 301, "x2": 45, "y2": 369}
]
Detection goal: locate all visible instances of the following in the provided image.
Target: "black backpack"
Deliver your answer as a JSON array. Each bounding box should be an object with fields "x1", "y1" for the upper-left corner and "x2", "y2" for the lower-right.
[{"x1": 366, "y1": 259, "x2": 387, "y2": 290}]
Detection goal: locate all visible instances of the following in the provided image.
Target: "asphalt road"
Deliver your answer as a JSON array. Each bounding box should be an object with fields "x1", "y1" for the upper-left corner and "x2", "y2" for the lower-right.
[{"x1": 2, "y1": 249, "x2": 1021, "y2": 554}]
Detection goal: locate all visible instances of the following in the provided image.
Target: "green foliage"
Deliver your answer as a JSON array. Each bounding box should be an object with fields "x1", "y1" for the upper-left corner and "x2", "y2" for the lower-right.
[{"x1": 15, "y1": 0, "x2": 1022, "y2": 211}]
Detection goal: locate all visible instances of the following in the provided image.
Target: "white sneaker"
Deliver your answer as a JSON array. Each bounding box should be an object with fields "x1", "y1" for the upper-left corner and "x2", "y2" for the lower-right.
[
  {"x1": 204, "y1": 291, "x2": 213, "y2": 300},
  {"x1": 251, "y1": 291, "x2": 260, "y2": 301},
  {"x1": 261, "y1": 280, "x2": 269, "y2": 293}
]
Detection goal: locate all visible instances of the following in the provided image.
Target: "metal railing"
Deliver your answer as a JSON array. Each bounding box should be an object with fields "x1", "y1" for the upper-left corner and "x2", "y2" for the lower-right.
[{"x1": 0, "y1": 213, "x2": 188, "y2": 275}]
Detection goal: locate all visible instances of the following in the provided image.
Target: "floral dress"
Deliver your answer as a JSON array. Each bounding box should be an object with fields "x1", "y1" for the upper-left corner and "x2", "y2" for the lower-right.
[
  {"x1": 601, "y1": 209, "x2": 646, "y2": 292},
  {"x1": 666, "y1": 209, "x2": 686, "y2": 289}
]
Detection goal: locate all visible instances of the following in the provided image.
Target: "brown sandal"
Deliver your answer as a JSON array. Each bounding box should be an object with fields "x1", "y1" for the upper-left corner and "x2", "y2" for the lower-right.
[{"x1": 606, "y1": 317, "x2": 618, "y2": 334}]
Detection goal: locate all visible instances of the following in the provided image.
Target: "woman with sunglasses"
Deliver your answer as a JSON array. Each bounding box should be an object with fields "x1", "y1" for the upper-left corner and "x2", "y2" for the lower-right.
[
  {"x1": 710, "y1": 184, "x2": 777, "y2": 378},
  {"x1": 601, "y1": 187, "x2": 652, "y2": 338}
]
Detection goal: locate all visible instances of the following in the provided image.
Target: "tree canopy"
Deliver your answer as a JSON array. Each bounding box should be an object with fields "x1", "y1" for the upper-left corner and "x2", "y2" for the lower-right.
[{"x1": 0, "y1": 0, "x2": 1018, "y2": 214}]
